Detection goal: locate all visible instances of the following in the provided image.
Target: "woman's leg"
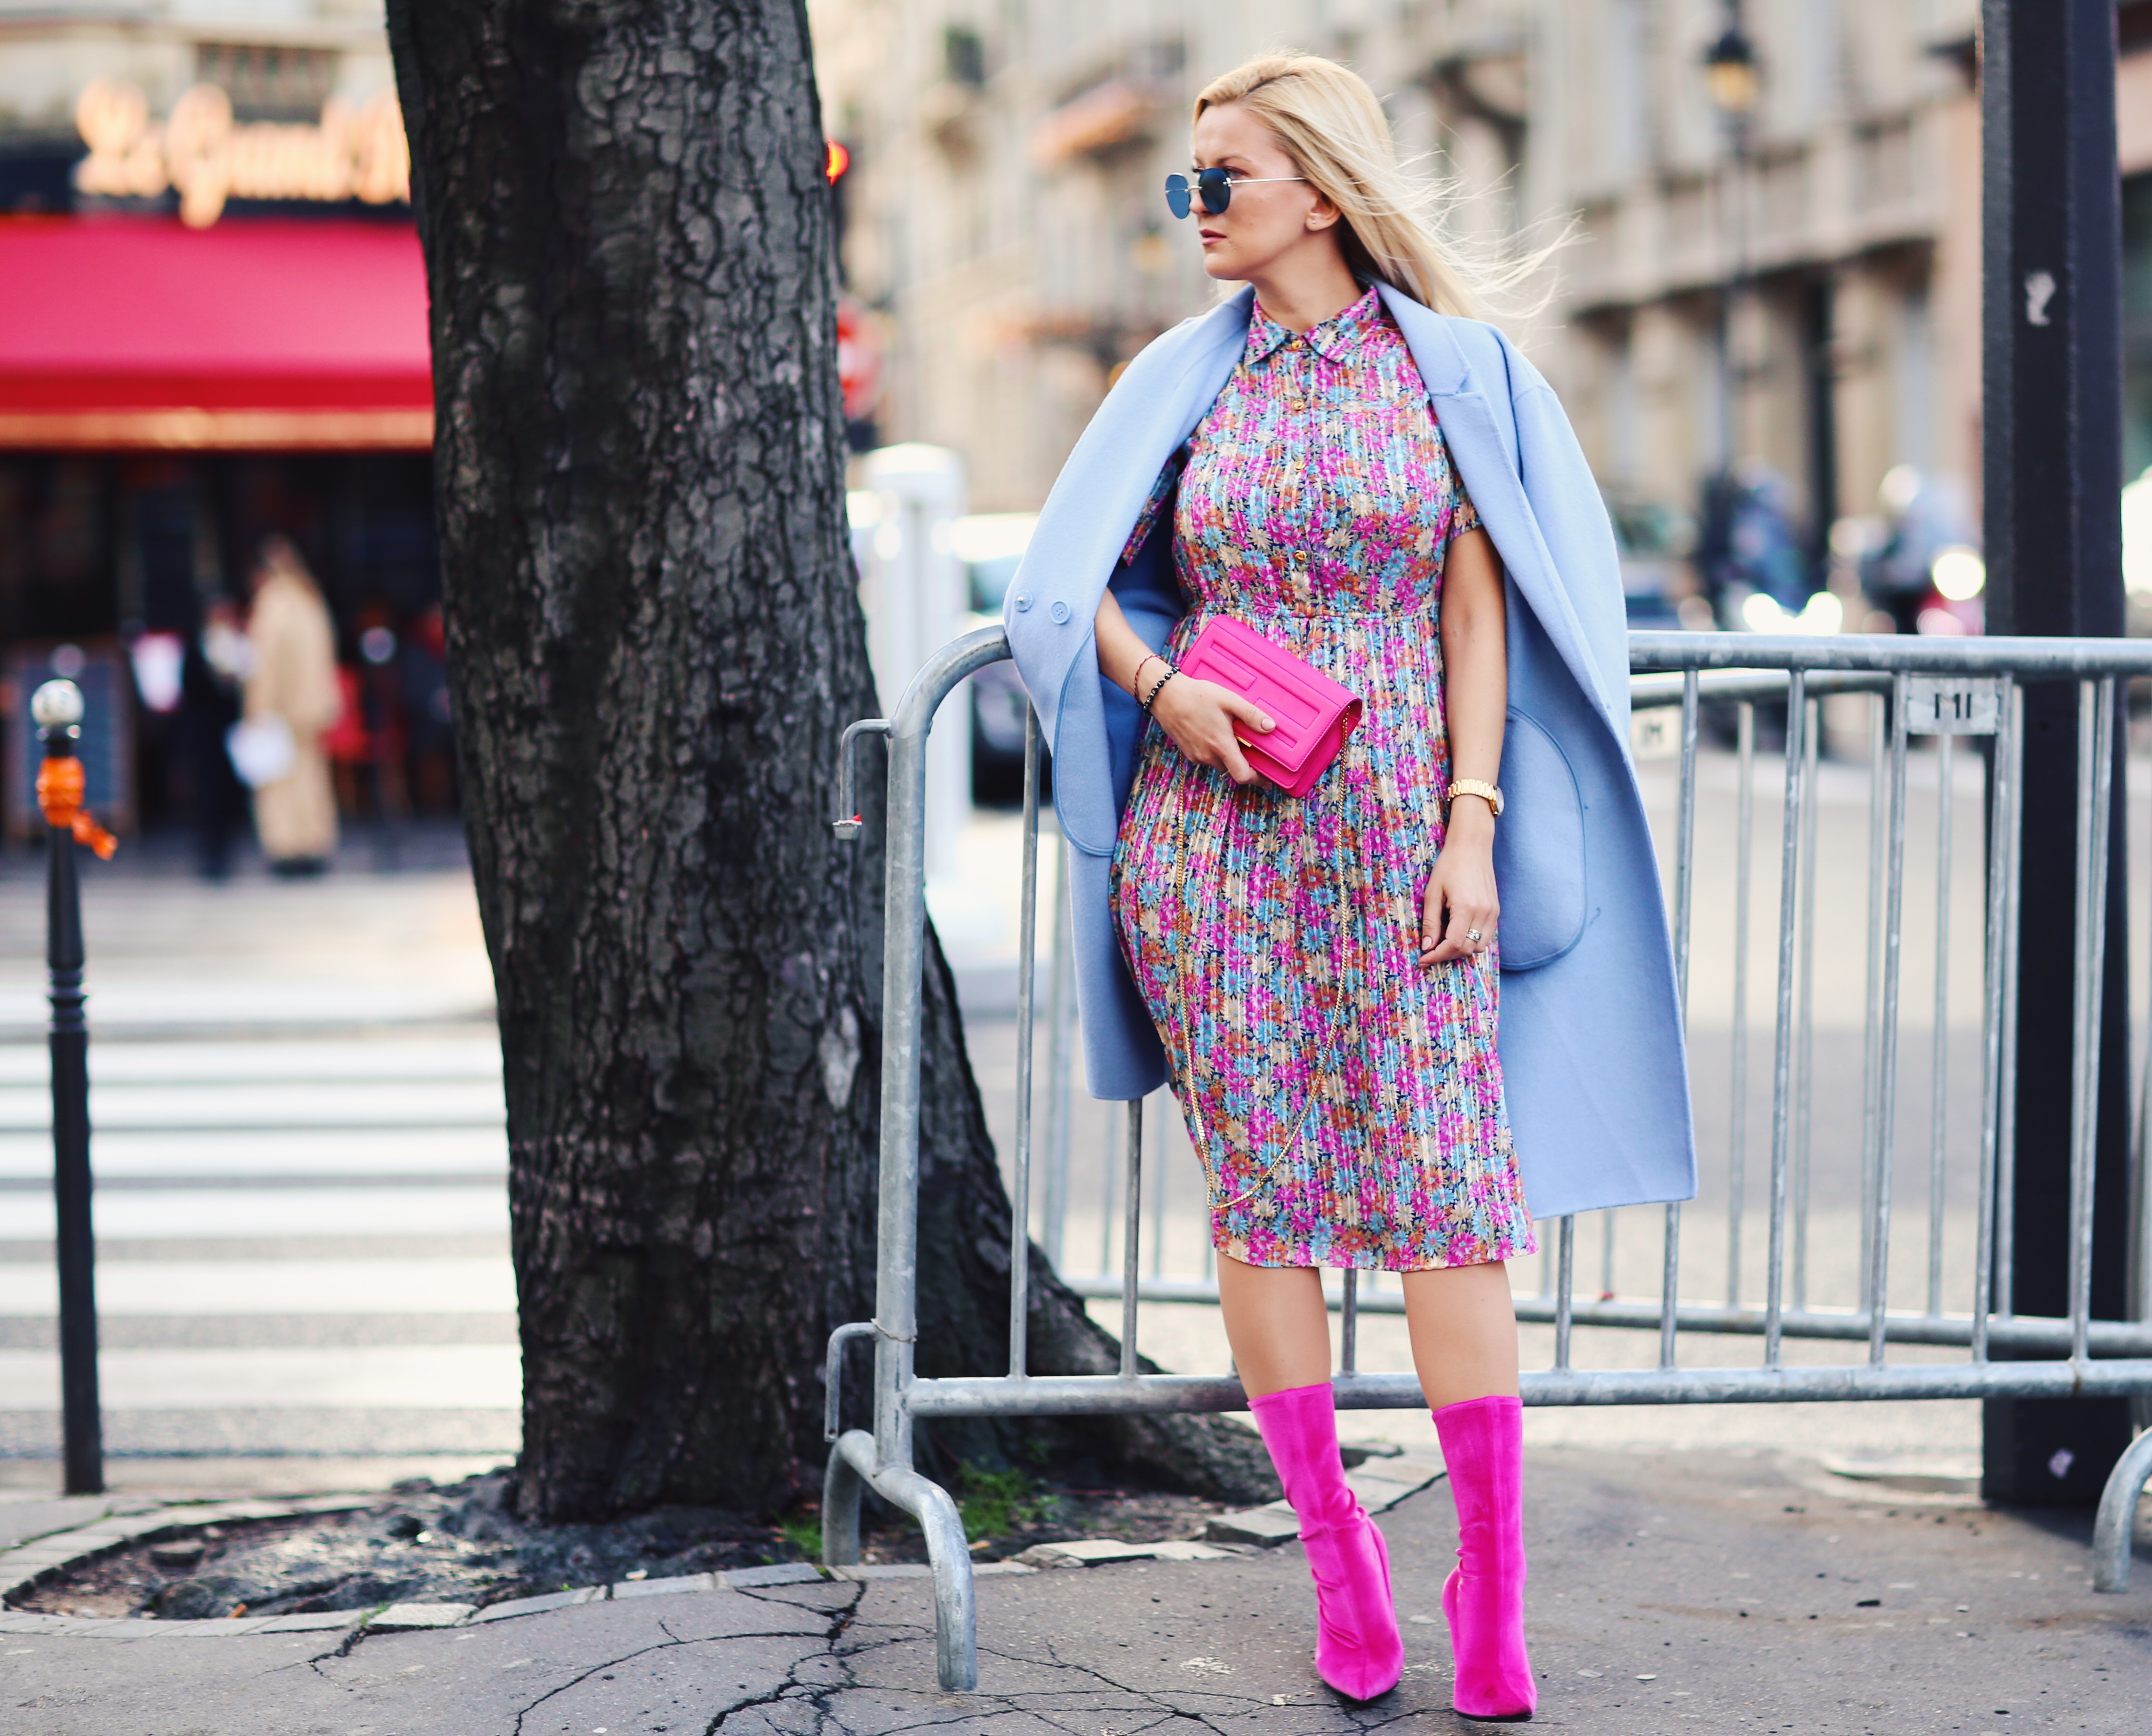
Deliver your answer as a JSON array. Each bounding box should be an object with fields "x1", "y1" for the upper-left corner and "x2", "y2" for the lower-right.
[
  {"x1": 1219, "y1": 1253, "x2": 1402, "y2": 1699},
  {"x1": 1403, "y1": 1259, "x2": 1535, "y2": 1721},
  {"x1": 1215, "y1": 1254, "x2": 1331, "y2": 1395},
  {"x1": 1397, "y1": 1258, "x2": 1519, "y2": 1408}
]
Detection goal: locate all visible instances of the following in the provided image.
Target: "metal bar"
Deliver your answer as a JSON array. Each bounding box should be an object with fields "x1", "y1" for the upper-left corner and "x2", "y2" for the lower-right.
[
  {"x1": 1149, "y1": 1088, "x2": 1168, "y2": 1281},
  {"x1": 2092, "y1": 1424, "x2": 2152, "y2": 1592},
  {"x1": 2067, "y1": 678, "x2": 2116, "y2": 1367},
  {"x1": 1765, "y1": 673, "x2": 1806, "y2": 1365},
  {"x1": 1120, "y1": 1097, "x2": 1143, "y2": 1380},
  {"x1": 903, "y1": 1357, "x2": 2152, "y2": 1419},
  {"x1": 861, "y1": 626, "x2": 1011, "y2": 1473},
  {"x1": 1628, "y1": 631, "x2": 2152, "y2": 677},
  {"x1": 1007, "y1": 706, "x2": 1042, "y2": 1380},
  {"x1": 1042, "y1": 835, "x2": 1074, "y2": 1272},
  {"x1": 1861, "y1": 695, "x2": 1888, "y2": 1314},
  {"x1": 1927, "y1": 732, "x2": 1955, "y2": 1318},
  {"x1": 1729, "y1": 701, "x2": 1756, "y2": 1308},
  {"x1": 1870, "y1": 673, "x2": 1913, "y2": 1365},
  {"x1": 1631, "y1": 668, "x2": 1894, "y2": 709},
  {"x1": 1997, "y1": 683, "x2": 2027, "y2": 1317},
  {"x1": 1058, "y1": 1273, "x2": 2152, "y2": 1352},
  {"x1": 1663, "y1": 669, "x2": 1699, "y2": 1370},
  {"x1": 830, "y1": 717, "x2": 892, "y2": 838},
  {"x1": 1599, "y1": 1211, "x2": 1617, "y2": 1301},
  {"x1": 1973, "y1": 680, "x2": 2017, "y2": 1363},
  {"x1": 1341, "y1": 1269, "x2": 1359, "y2": 1376},
  {"x1": 1555, "y1": 1214, "x2": 1576, "y2": 1371},
  {"x1": 1792, "y1": 695, "x2": 1821, "y2": 1312}
]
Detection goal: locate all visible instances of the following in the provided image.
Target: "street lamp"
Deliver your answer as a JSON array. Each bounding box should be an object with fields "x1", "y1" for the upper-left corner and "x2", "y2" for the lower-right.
[
  {"x1": 1703, "y1": 24, "x2": 1760, "y2": 120},
  {"x1": 1700, "y1": 5, "x2": 1759, "y2": 609}
]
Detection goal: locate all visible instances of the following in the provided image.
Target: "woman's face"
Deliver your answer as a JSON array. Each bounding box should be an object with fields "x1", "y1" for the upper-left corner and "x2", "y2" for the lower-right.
[{"x1": 1185, "y1": 102, "x2": 1340, "y2": 285}]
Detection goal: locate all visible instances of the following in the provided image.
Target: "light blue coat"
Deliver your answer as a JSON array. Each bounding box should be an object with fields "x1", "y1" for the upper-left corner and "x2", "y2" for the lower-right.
[{"x1": 1001, "y1": 283, "x2": 1695, "y2": 1220}]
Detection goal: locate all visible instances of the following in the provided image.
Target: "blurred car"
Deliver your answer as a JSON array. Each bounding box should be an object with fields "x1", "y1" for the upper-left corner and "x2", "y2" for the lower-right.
[
  {"x1": 952, "y1": 512, "x2": 1044, "y2": 807},
  {"x1": 1605, "y1": 493, "x2": 1698, "y2": 630}
]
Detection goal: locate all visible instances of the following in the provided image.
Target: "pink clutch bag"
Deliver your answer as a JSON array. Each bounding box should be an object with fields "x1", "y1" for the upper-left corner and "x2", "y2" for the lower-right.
[{"x1": 1176, "y1": 616, "x2": 1362, "y2": 797}]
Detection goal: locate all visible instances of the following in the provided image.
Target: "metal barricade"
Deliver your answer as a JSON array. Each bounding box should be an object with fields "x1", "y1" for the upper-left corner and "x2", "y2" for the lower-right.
[{"x1": 824, "y1": 627, "x2": 2152, "y2": 1690}]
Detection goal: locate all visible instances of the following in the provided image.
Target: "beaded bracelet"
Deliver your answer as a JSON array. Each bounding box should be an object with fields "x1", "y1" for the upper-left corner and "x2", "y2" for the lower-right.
[{"x1": 1140, "y1": 662, "x2": 1179, "y2": 713}]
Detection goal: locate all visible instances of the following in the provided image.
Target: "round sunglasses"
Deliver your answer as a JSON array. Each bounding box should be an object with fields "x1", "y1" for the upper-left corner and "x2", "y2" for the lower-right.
[{"x1": 1164, "y1": 167, "x2": 1307, "y2": 219}]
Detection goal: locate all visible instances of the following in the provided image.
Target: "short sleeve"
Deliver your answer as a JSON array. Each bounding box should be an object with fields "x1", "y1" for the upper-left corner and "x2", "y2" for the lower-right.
[{"x1": 1117, "y1": 445, "x2": 1187, "y2": 568}]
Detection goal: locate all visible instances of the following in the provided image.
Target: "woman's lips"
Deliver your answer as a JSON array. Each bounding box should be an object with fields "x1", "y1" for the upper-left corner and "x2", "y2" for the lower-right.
[{"x1": 1198, "y1": 228, "x2": 1224, "y2": 245}]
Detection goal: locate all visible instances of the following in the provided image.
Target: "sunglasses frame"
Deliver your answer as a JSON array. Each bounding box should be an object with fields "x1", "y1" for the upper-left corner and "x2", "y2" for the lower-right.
[{"x1": 1164, "y1": 168, "x2": 1309, "y2": 219}]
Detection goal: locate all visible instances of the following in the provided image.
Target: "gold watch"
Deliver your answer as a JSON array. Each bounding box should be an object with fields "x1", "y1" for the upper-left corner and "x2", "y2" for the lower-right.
[{"x1": 1446, "y1": 779, "x2": 1504, "y2": 819}]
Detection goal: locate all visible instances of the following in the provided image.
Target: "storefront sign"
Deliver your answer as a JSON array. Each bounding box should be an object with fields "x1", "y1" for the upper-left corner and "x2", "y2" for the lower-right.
[{"x1": 74, "y1": 79, "x2": 410, "y2": 228}]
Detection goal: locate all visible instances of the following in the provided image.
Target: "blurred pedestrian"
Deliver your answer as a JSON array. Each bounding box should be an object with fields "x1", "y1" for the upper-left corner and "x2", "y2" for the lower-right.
[
  {"x1": 177, "y1": 598, "x2": 249, "y2": 879},
  {"x1": 241, "y1": 534, "x2": 342, "y2": 876}
]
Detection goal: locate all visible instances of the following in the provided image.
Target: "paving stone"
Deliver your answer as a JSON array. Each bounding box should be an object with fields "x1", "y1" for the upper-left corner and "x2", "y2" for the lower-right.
[
  {"x1": 473, "y1": 1585, "x2": 605, "y2": 1620},
  {"x1": 1145, "y1": 1539, "x2": 1239, "y2": 1561},
  {"x1": 367, "y1": 1601, "x2": 474, "y2": 1629},
  {"x1": 609, "y1": 1571, "x2": 716, "y2": 1598},
  {"x1": 1201, "y1": 1506, "x2": 1303, "y2": 1547},
  {"x1": 1012, "y1": 1538, "x2": 1159, "y2": 1567},
  {"x1": 724, "y1": 1563, "x2": 825, "y2": 1587},
  {"x1": 827, "y1": 1562, "x2": 932, "y2": 1580},
  {"x1": 254, "y1": 1611, "x2": 362, "y2": 1633},
  {"x1": 972, "y1": 1560, "x2": 1037, "y2": 1576}
]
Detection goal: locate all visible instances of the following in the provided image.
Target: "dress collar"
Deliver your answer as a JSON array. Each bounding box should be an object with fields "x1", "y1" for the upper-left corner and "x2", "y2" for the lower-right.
[{"x1": 1243, "y1": 284, "x2": 1383, "y2": 365}]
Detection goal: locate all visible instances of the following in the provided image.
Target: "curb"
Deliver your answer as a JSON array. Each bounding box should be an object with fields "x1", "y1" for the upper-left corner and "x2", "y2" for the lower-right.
[{"x1": 0, "y1": 1458, "x2": 1445, "y2": 1639}]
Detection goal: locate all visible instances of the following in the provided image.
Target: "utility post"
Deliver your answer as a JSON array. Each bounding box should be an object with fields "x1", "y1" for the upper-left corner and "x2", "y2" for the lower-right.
[
  {"x1": 32, "y1": 677, "x2": 115, "y2": 1495},
  {"x1": 1980, "y1": 0, "x2": 2135, "y2": 1505}
]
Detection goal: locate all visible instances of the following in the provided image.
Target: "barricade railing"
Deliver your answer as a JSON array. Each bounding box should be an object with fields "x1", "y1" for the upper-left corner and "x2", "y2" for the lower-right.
[{"x1": 823, "y1": 627, "x2": 2152, "y2": 1690}]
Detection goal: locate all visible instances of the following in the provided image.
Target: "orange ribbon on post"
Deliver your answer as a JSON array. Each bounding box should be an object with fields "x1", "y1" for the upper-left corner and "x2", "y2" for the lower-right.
[{"x1": 36, "y1": 756, "x2": 117, "y2": 860}]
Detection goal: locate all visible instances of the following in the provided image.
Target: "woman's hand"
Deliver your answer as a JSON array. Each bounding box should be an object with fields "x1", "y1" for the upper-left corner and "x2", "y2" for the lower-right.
[
  {"x1": 1420, "y1": 800, "x2": 1499, "y2": 966},
  {"x1": 1150, "y1": 672, "x2": 1275, "y2": 786}
]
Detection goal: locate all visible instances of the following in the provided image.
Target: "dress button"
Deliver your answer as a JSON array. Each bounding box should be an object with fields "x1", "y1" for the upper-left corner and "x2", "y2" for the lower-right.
[
  {"x1": 1014, "y1": 593, "x2": 1032, "y2": 612},
  {"x1": 1048, "y1": 600, "x2": 1071, "y2": 624}
]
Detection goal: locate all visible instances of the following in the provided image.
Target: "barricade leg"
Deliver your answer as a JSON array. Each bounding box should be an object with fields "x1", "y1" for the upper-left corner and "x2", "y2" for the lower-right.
[
  {"x1": 822, "y1": 1432, "x2": 866, "y2": 1568},
  {"x1": 829, "y1": 1429, "x2": 978, "y2": 1688},
  {"x1": 2091, "y1": 1427, "x2": 2152, "y2": 1592}
]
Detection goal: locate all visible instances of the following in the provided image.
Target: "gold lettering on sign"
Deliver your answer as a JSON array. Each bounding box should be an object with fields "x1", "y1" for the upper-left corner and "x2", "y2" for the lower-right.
[{"x1": 74, "y1": 79, "x2": 410, "y2": 227}]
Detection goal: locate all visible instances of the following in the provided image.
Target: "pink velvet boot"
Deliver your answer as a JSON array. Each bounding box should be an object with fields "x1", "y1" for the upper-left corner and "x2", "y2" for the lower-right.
[
  {"x1": 1433, "y1": 1394, "x2": 1536, "y2": 1721},
  {"x1": 1248, "y1": 1381, "x2": 1403, "y2": 1702}
]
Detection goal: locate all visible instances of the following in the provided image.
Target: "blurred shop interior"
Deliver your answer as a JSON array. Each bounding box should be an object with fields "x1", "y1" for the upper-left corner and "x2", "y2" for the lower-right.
[{"x1": 0, "y1": 8, "x2": 449, "y2": 870}]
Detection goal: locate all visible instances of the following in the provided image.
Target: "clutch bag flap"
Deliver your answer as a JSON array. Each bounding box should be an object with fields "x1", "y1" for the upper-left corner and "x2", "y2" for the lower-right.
[{"x1": 1177, "y1": 615, "x2": 1362, "y2": 794}]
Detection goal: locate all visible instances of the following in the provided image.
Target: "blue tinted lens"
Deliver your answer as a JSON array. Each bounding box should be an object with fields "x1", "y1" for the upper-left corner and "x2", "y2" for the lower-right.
[
  {"x1": 1198, "y1": 168, "x2": 1233, "y2": 214},
  {"x1": 1164, "y1": 174, "x2": 1192, "y2": 219}
]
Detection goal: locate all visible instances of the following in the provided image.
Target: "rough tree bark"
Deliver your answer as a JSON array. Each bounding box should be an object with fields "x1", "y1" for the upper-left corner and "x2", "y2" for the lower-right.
[{"x1": 385, "y1": 0, "x2": 1274, "y2": 1522}]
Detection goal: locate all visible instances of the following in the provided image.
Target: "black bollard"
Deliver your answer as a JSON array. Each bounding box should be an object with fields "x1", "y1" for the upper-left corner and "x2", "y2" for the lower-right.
[{"x1": 32, "y1": 677, "x2": 113, "y2": 1496}]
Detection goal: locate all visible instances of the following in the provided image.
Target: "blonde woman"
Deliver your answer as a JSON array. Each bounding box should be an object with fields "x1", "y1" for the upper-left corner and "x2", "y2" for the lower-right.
[{"x1": 1004, "y1": 55, "x2": 1693, "y2": 1718}]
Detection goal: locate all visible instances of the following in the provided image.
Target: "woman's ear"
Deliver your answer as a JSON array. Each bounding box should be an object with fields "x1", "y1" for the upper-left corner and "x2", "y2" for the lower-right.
[{"x1": 1304, "y1": 191, "x2": 1342, "y2": 234}]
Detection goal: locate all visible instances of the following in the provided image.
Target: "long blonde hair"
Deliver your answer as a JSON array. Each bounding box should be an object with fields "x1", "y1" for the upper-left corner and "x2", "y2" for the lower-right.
[{"x1": 1194, "y1": 53, "x2": 1509, "y2": 320}]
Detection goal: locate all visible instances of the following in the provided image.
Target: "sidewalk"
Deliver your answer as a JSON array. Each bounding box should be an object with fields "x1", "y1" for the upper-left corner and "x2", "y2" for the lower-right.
[{"x1": 4, "y1": 1446, "x2": 2146, "y2": 1734}]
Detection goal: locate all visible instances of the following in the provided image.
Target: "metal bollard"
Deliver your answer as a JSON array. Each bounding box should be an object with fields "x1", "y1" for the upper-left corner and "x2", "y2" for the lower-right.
[{"x1": 32, "y1": 678, "x2": 115, "y2": 1496}]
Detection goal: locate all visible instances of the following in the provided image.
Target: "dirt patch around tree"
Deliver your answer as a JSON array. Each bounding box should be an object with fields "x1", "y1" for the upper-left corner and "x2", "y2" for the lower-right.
[{"x1": 9, "y1": 1465, "x2": 1250, "y2": 1620}]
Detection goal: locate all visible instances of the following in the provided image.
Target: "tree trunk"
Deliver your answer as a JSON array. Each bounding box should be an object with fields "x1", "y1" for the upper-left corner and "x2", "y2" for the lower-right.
[{"x1": 385, "y1": 0, "x2": 1275, "y2": 1523}]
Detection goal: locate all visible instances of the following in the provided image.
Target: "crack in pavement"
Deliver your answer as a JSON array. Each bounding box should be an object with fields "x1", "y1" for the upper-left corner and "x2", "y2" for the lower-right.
[{"x1": 701, "y1": 1585, "x2": 866, "y2": 1736}]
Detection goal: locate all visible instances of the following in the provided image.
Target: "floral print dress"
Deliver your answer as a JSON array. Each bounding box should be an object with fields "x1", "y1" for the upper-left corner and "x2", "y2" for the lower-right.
[{"x1": 1109, "y1": 287, "x2": 1535, "y2": 1272}]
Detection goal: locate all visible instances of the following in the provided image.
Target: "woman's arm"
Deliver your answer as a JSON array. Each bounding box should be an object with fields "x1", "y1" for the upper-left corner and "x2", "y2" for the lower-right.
[
  {"x1": 1422, "y1": 527, "x2": 1506, "y2": 966},
  {"x1": 1095, "y1": 590, "x2": 1273, "y2": 785}
]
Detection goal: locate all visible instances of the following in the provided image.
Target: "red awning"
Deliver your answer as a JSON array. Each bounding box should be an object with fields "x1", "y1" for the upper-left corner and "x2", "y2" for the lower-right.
[{"x1": 0, "y1": 216, "x2": 432, "y2": 451}]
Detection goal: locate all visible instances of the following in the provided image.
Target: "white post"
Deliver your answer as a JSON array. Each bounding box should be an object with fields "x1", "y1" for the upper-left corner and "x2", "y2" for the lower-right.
[{"x1": 857, "y1": 444, "x2": 970, "y2": 888}]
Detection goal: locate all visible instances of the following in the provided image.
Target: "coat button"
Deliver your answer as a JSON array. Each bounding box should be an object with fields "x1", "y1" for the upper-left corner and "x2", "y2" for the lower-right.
[
  {"x1": 1048, "y1": 600, "x2": 1071, "y2": 624},
  {"x1": 1013, "y1": 593, "x2": 1032, "y2": 612}
]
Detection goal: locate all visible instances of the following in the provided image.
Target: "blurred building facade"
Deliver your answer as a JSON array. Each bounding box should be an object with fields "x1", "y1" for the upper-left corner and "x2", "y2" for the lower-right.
[
  {"x1": 815, "y1": 0, "x2": 2152, "y2": 610},
  {"x1": 0, "y1": 4, "x2": 452, "y2": 849}
]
